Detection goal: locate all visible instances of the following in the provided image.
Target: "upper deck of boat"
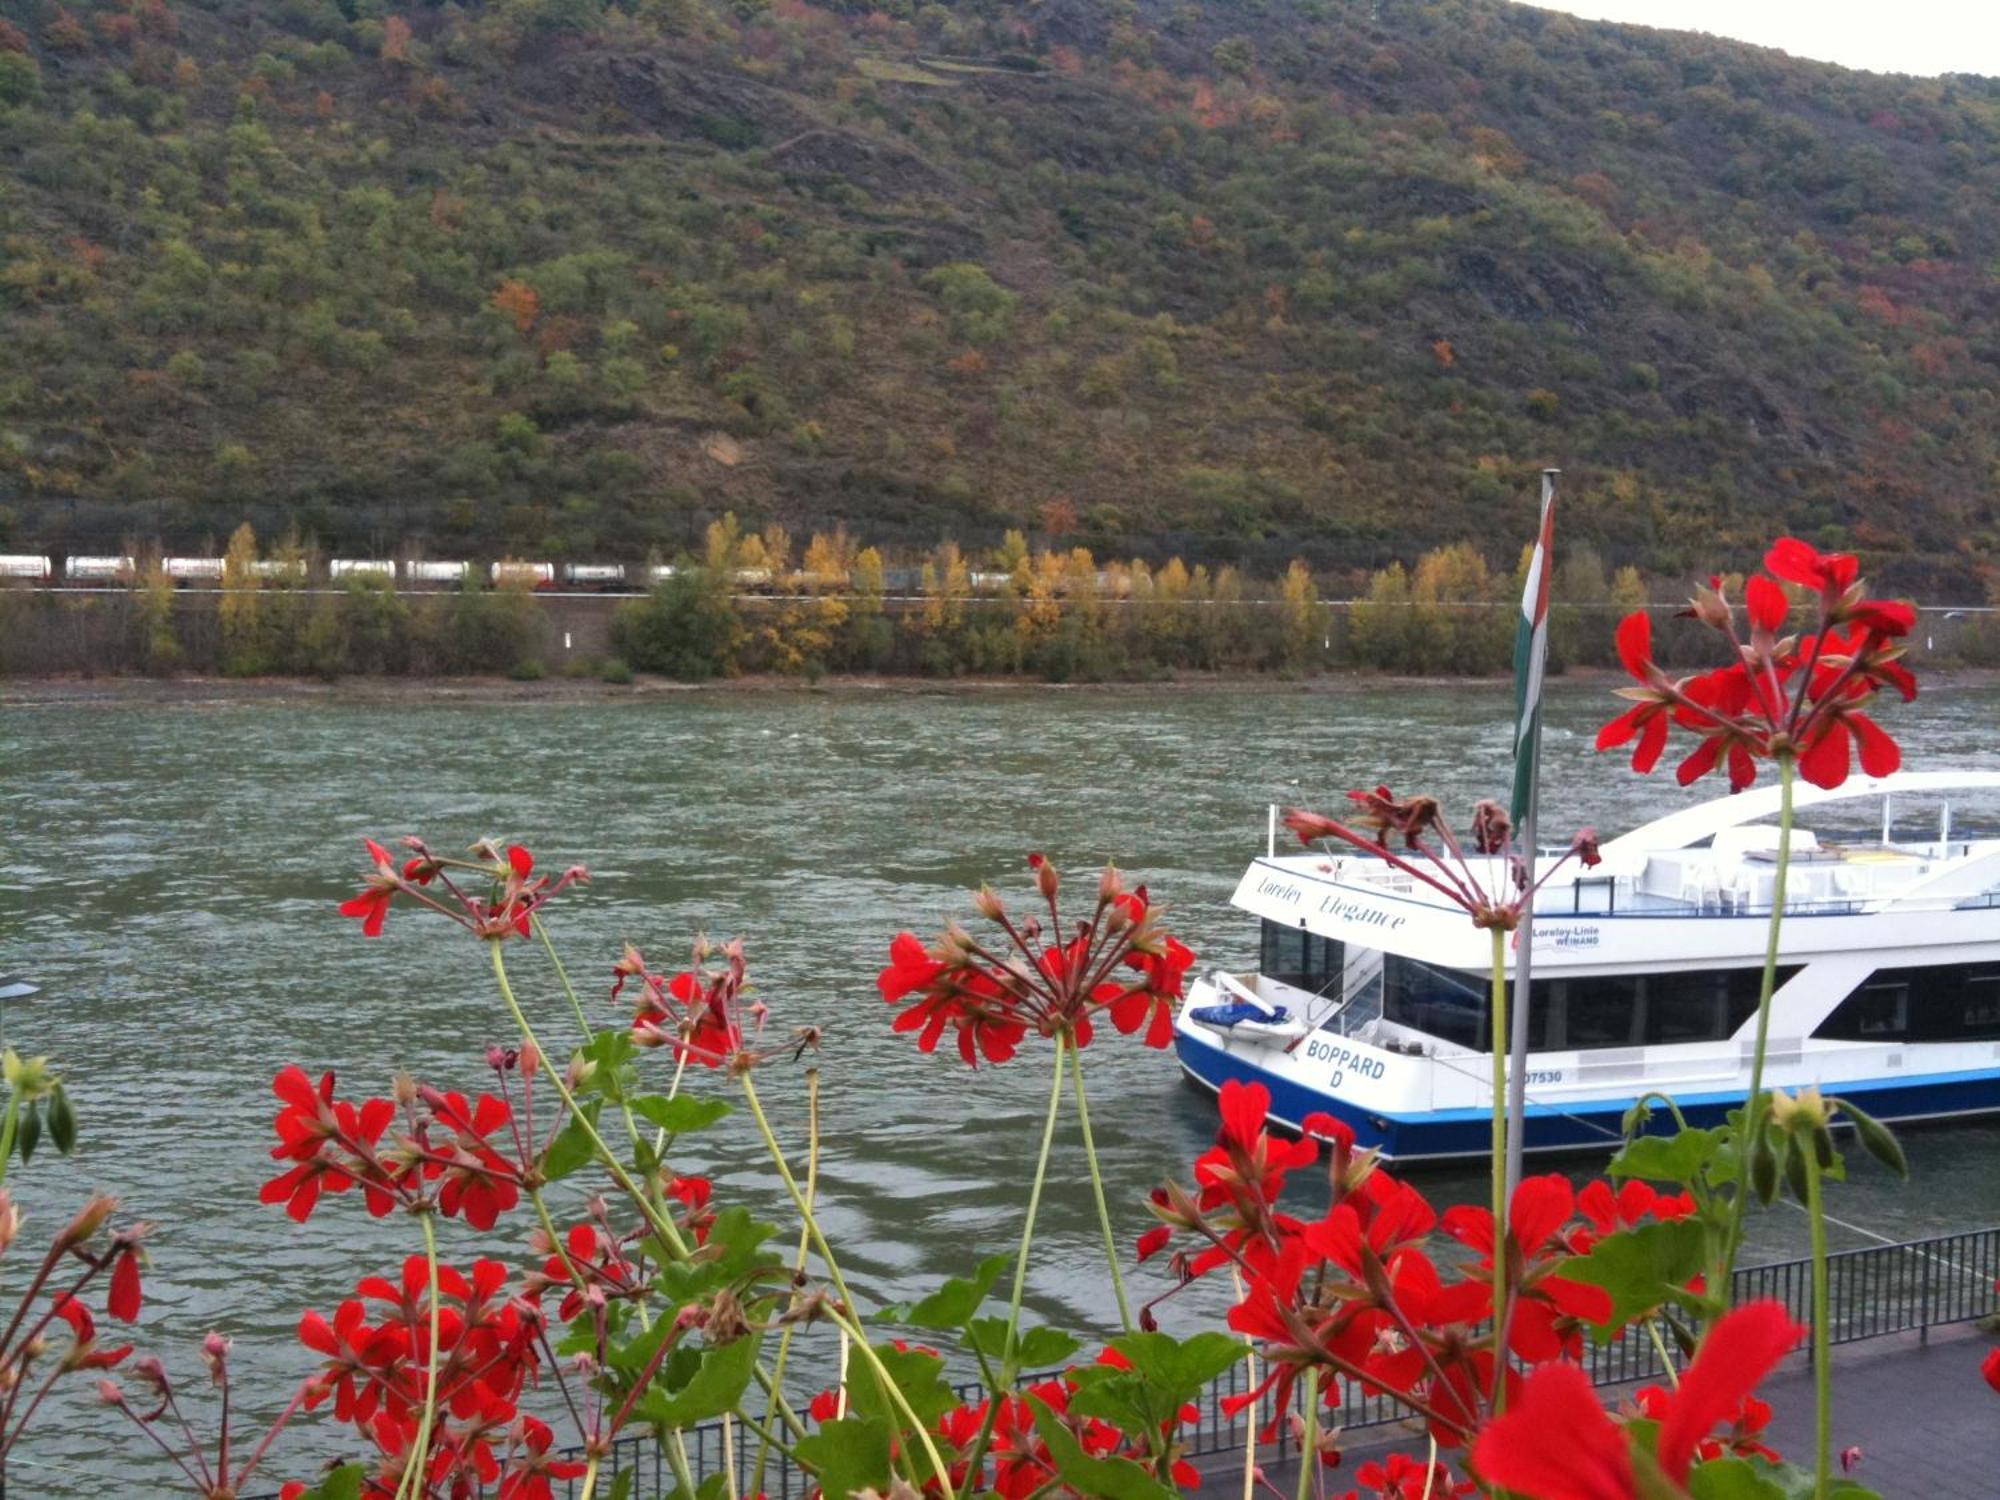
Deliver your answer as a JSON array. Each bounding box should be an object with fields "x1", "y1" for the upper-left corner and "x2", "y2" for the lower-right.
[{"x1": 1268, "y1": 772, "x2": 2000, "y2": 922}]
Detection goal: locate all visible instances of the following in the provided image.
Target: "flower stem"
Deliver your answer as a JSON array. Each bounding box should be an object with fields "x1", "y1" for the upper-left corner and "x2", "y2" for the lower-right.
[
  {"x1": 961, "y1": 1033, "x2": 1069, "y2": 1488},
  {"x1": 1295, "y1": 1367, "x2": 1319, "y2": 1500},
  {"x1": 1069, "y1": 1044, "x2": 1134, "y2": 1334},
  {"x1": 1231, "y1": 1270, "x2": 1257, "y2": 1500},
  {"x1": 1805, "y1": 1149, "x2": 1832, "y2": 1500},
  {"x1": 531, "y1": 913, "x2": 593, "y2": 1039},
  {"x1": 0, "y1": 1093, "x2": 18, "y2": 1189},
  {"x1": 577, "y1": 1455, "x2": 602, "y2": 1500},
  {"x1": 1719, "y1": 754, "x2": 1796, "y2": 1302},
  {"x1": 392, "y1": 1211, "x2": 443, "y2": 1500},
  {"x1": 489, "y1": 941, "x2": 692, "y2": 1262},
  {"x1": 737, "y1": 1071, "x2": 958, "y2": 1500},
  {"x1": 1487, "y1": 924, "x2": 1508, "y2": 1411},
  {"x1": 753, "y1": 1069, "x2": 821, "y2": 1497}
]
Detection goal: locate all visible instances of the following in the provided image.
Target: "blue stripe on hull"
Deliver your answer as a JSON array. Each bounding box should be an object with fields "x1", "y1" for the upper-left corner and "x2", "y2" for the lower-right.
[{"x1": 1173, "y1": 1025, "x2": 2000, "y2": 1164}]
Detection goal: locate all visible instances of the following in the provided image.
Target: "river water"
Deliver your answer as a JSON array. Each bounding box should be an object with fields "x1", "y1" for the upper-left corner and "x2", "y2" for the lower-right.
[{"x1": 6, "y1": 677, "x2": 2000, "y2": 1492}]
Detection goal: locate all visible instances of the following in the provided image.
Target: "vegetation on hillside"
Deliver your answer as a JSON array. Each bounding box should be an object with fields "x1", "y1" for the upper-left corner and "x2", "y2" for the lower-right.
[{"x1": 0, "y1": 0, "x2": 1996, "y2": 593}]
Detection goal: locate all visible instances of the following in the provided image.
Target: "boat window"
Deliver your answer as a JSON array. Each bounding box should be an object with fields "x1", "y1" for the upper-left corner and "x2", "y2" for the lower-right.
[
  {"x1": 1645, "y1": 971, "x2": 1729, "y2": 1044},
  {"x1": 1815, "y1": 962, "x2": 2000, "y2": 1042},
  {"x1": 1259, "y1": 921, "x2": 1344, "y2": 996},
  {"x1": 1564, "y1": 975, "x2": 1643, "y2": 1047},
  {"x1": 1383, "y1": 956, "x2": 1799, "y2": 1051},
  {"x1": 1382, "y1": 955, "x2": 1488, "y2": 1050},
  {"x1": 1524, "y1": 965, "x2": 1795, "y2": 1051}
]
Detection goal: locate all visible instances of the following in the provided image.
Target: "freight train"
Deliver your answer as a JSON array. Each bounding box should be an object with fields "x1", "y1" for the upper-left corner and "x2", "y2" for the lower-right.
[{"x1": 0, "y1": 556, "x2": 987, "y2": 594}]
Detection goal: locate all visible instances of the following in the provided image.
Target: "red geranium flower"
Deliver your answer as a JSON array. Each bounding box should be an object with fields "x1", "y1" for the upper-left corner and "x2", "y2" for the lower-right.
[
  {"x1": 1472, "y1": 1300, "x2": 1803, "y2": 1496},
  {"x1": 1596, "y1": 538, "x2": 1916, "y2": 793},
  {"x1": 338, "y1": 838, "x2": 400, "y2": 936}
]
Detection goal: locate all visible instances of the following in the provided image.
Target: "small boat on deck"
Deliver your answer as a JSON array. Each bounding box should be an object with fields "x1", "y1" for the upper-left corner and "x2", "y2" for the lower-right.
[{"x1": 1173, "y1": 771, "x2": 2000, "y2": 1163}]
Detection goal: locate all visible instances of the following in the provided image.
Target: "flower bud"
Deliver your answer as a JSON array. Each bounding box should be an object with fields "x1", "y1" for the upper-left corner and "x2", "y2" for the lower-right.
[
  {"x1": 1032, "y1": 854, "x2": 1060, "y2": 902},
  {"x1": 566, "y1": 1055, "x2": 596, "y2": 1091},
  {"x1": 57, "y1": 1193, "x2": 117, "y2": 1249},
  {"x1": 1685, "y1": 578, "x2": 1732, "y2": 630},
  {"x1": 392, "y1": 1071, "x2": 419, "y2": 1107},
  {"x1": 486, "y1": 1044, "x2": 510, "y2": 1072},
  {"x1": 0, "y1": 1191, "x2": 19, "y2": 1253},
  {"x1": 1098, "y1": 864, "x2": 1124, "y2": 903},
  {"x1": 972, "y1": 885, "x2": 1007, "y2": 922},
  {"x1": 95, "y1": 1379, "x2": 125, "y2": 1407},
  {"x1": 519, "y1": 1040, "x2": 541, "y2": 1080}
]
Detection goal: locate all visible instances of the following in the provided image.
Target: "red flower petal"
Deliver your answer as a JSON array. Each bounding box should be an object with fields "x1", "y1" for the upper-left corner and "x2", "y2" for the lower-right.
[
  {"x1": 107, "y1": 1249, "x2": 143, "y2": 1323},
  {"x1": 1508, "y1": 1174, "x2": 1573, "y2": 1255},
  {"x1": 1472, "y1": 1361, "x2": 1633, "y2": 1500},
  {"x1": 508, "y1": 844, "x2": 533, "y2": 878},
  {"x1": 1657, "y1": 1301, "x2": 1805, "y2": 1482},
  {"x1": 1744, "y1": 575, "x2": 1789, "y2": 633},
  {"x1": 1852, "y1": 714, "x2": 1900, "y2": 779},
  {"x1": 1136, "y1": 1225, "x2": 1172, "y2": 1263},
  {"x1": 1613, "y1": 610, "x2": 1653, "y2": 680},
  {"x1": 1798, "y1": 718, "x2": 1852, "y2": 790}
]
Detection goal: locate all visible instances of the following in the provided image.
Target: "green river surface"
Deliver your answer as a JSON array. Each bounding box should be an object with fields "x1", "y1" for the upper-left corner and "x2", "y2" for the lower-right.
[{"x1": 5, "y1": 676, "x2": 2000, "y2": 1492}]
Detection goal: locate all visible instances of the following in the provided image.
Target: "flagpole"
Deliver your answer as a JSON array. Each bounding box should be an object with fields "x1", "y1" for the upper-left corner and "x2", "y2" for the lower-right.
[{"x1": 1504, "y1": 468, "x2": 1558, "y2": 1202}]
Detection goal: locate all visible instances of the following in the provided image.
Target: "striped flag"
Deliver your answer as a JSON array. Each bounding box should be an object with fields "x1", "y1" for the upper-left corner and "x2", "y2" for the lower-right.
[{"x1": 1510, "y1": 471, "x2": 1558, "y2": 824}]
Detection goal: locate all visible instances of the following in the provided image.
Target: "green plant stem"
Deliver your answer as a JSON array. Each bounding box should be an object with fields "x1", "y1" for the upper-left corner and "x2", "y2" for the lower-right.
[
  {"x1": 1295, "y1": 1367, "x2": 1319, "y2": 1500},
  {"x1": 532, "y1": 913, "x2": 593, "y2": 1039},
  {"x1": 1487, "y1": 924, "x2": 1508, "y2": 1411},
  {"x1": 754, "y1": 1070, "x2": 821, "y2": 1497},
  {"x1": 738, "y1": 1071, "x2": 958, "y2": 1500},
  {"x1": 961, "y1": 1034, "x2": 1069, "y2": 1489},
  {"x1": 1069, "y1": 1044, "x2": 1134, "y2": 1334},
  {"x1": 492, "y1": 940, "x2": 810, "y2": 1449},
  {"x1": 393, "y1": 1211, "x2": 443, "y2": 1500},
  {"x1": 577, "y1": 1455, "x2": 601, "y2": 1500},
  {"x1": 0, "y1": 1093, "x2": 18, "y2": 1189},
  {"x1": 490, "y1": 941, "x2": 691, "y2": 1261},
  {"x1": 1719, "y1": 755, "x2": 1796, "y2": 1301},
  {"x1": 1804, "y1": 1150, "x2": 1832, "y2": 1500}
]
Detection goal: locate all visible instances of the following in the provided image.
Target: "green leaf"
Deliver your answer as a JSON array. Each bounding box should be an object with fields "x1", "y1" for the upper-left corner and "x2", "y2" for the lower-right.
[
  {"x1": 580, "y1": 1028, "x2": 641, "y2": 1104},
  {"x1": 631, "y1": 1094, "x2": 733, "y2": 1137},
  {"x1": 891, "y1": 1253, "x2": 1012, "y2": 1331},
  {"x1": 844, "y1": 1342, "x2": 958, "y2": 1428},
  {"x1": 1608, "y1": 1127, "x2": 1722, "y2": 1186},
  {"x1": 47, "y1": 1085, "x2": 76, "y2": 1156},
  {"x1": 1689, "y1": 1456, "x2": 1880, "y2": 1500},
  {"x1": 1069, "y1": 1332, "x2": 1247, "y2": 1440},
  {"x1": 607, "y1": 1473, "x2": 636, "y2": 1500},
  {"x1": 795, "y1": 1416, "x2": 894, "y2": 1500},
  {"x1": 1564, "y1": 1219, "x2": 1711, "y2": 1337},
  {"x1": 1833, "y1": 1098, "x2": 1907, "y2": 1178},
  {"x1": 637, "y1": 1333, "x2": 762, "y2": 1428},
  {"x1": 295, "y1": 1465, "x2": 369, "y2": 1500},
  {"x1": 964, "y1": 1315, "x2": 1082, "y2": 1371},
  {"x1": 1025, "y1": 1394, "x2": 1177, "y2": 1500},
  {"x1": 541, "y1": 1099, "x2": 603, "y2": 1183},
  {"x1": 1105, "y1": 1331, "x2": 1248, "y2": 1401}
]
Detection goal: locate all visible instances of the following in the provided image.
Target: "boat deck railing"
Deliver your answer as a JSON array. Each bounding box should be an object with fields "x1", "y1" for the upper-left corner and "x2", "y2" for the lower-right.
[{"x1": 346, "y1": 1226, "x2": 1997, "y2": 1499}]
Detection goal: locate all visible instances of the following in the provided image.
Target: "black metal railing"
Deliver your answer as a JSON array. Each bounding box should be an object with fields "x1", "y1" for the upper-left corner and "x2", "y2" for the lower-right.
[{"x1": 258, "y1": 1227, "x2": 2000, "y2": 1499}]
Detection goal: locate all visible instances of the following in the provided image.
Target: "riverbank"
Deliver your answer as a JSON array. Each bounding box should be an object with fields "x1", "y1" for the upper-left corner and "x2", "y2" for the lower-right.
[{"x1": 8, "y1": 663, "x2": 2000, "y2": 708}]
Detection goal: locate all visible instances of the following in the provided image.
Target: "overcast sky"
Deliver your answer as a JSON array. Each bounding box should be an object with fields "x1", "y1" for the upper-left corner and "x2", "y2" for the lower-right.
[{"x1": 1527, "y1": 1, "x2": 2000, "y2": 79}]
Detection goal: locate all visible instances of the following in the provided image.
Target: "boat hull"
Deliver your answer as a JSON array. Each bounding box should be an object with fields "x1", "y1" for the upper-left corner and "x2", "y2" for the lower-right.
[{"x1": 1172, "y1": 1018, "x2": 2000, "y2": 1164}]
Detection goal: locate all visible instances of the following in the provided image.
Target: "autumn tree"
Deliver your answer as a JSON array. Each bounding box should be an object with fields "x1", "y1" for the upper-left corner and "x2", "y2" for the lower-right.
[
  {"x1": 1277, "y1": 558, "x2": 1326, "y2": 673},
  {"x1": 219, "y1": 522, "x2": 263, "y2": 676}
]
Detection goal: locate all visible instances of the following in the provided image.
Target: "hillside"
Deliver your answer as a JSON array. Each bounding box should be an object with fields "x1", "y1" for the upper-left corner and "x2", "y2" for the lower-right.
[{"x1": 0, "y1": 0, "x2": 1996, "y2": 591}]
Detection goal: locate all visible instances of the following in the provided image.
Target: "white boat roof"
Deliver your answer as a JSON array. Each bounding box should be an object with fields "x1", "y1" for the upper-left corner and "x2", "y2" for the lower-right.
[{"x1": 1596, "y1": 770, "x2": 2000, "y2": 862}]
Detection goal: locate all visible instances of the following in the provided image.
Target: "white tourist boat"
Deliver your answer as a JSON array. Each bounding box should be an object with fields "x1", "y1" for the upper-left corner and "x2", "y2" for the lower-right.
[{"x1": 1173, "y1": 772, "x2": 2000, "y2": 1162}]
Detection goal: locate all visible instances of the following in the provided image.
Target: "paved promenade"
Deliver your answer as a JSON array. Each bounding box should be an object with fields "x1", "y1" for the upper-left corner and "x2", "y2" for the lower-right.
[{"x1": 1197, "y1": 1324, "x2": 2000, "y2": 1498}]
